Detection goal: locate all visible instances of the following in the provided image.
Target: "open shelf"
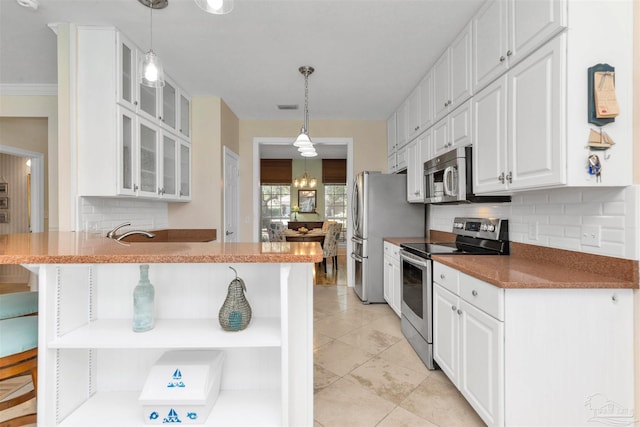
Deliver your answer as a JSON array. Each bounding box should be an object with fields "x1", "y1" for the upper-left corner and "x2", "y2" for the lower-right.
[
  {"x1": 49, "y1": 318, "x2": 281, "y2": 349},
  {"x1": 58, "y1": 390, "x2": 282, "y2": 426}
]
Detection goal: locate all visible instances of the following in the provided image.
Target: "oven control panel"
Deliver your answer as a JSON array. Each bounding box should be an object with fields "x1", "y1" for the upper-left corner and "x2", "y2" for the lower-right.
[{"x1": 452, "y1": 217, "x2": 508, "y2": 241}]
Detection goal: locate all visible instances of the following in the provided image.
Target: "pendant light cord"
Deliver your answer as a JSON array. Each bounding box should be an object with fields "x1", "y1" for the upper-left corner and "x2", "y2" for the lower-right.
[
  {"x1": 304, "y1": 71, "x2": 309, "y2": 133},
  {"x1": 149, "y1": 1, "x2": 154, "y2": 51}
]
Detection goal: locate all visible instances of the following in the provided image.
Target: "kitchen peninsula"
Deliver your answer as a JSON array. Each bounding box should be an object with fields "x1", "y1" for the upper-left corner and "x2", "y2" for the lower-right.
[{"x1": 0, "y1": 232, "x2": 322, "y2": 426}]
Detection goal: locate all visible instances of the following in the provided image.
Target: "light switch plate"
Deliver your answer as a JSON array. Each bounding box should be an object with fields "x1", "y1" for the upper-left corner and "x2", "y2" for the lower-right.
[{"x1": 581, "y1": 225, "x2": 601, "y2": 247}]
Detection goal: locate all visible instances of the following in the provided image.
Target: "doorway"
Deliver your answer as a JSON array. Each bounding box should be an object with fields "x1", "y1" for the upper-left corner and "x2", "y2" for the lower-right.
[{"x1": 253, "y1": 137, "x2": 353, "y2": 287}]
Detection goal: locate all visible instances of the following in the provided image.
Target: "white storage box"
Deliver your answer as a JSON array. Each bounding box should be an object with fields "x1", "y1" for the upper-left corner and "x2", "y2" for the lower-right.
[{"x1": 139, "y1": 350, "x2": 224, "y2": 424}]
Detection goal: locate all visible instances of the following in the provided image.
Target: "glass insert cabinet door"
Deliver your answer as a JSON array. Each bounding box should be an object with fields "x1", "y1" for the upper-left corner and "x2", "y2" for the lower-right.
[
  {"x1": 117, "y1": 35, "x2": 138, "y2": 111},
  {"x1": 139, "y1": 80, "x2": 158, "y2": 120},
  {"x1": 138, "y1": 119, "x2": 158, "y2": 195},
  {"x1": 180, "y1": 142, "x2": 191, "y2": 198},
  {"x1": 162, "y1": 80, "x2": 177, "y2": 130},
  {"x1": 179, "y1": 94, "x2": 190, "y2": 138},
  {"x1": 118, "y1": 107, "x2": 137, "y2": 195},
  {"x1": 162, "y1": 134, "x2": 177, "y2": 197}
]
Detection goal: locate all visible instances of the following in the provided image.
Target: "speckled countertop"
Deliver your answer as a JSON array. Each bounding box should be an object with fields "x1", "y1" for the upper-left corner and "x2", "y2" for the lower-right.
[
  {"x1": 0, "y1": 232, "x2": 323, "y2": 264},
  {"x1": 384, "y1": 236, "x2": 638, "y2": 289}
]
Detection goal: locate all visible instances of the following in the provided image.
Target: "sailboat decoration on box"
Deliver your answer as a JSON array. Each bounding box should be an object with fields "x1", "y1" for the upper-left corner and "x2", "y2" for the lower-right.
[{"x1": 588, "y1": 128, "x2": 615, "y2": 150}]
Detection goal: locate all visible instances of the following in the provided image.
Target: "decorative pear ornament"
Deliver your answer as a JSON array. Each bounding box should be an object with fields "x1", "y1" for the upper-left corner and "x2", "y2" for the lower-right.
[{"x1": 219, "y1": 267, "x2": 252, "y2": 331}]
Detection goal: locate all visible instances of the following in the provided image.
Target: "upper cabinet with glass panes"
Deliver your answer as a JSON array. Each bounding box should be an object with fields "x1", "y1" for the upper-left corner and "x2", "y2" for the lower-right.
[
  {"x1": 75, "y1": 26, "x2": 191, "y2": 202},
  {"x1": 117, "y1": 32, "x2": 191, "y2": 141}
]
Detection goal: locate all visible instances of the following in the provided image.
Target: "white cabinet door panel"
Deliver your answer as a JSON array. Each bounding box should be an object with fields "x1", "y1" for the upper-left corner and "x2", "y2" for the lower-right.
[
  {"x1": 473, "y1": 75, "x2": 508, "y2": 194},
  {"x1": 433, "y1": 284, "x2": 459, "y2": 386},
  {"x1": 450, "y1": 22, "x2": 473, "y2": 108},
  {"x1": 433, "y1": 49, "x2": 451, "y2": 122},
  {"x1": 508, "y1": 35, "x2": 565, "y2": 190},
  {"x1": 472, "y1": 0, "x2": 509, "y2": 92},
  {"x1": 509, "y1": 0, "x2": 566, "y2": 66}
]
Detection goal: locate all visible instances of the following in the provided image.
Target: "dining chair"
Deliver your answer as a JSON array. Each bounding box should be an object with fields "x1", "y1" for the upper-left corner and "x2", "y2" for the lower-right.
[
  {"x1": 0, "y1": 291, "x2": 38, "y2": 426},
  {"x1": 321, "y1": 223, "x2": 342, "y2": 273},
  {"x1": 267, "y1": 222, "x2": 286, "y2": 242},
  {"x1": 321, "y1": 220, "x2": 337, "y2": 233}
]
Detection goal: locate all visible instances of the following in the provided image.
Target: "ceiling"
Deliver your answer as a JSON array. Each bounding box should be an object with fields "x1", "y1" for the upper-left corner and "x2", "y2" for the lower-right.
[{"x1": 0, "y1": 0, "x2": 484, "y2": 158}]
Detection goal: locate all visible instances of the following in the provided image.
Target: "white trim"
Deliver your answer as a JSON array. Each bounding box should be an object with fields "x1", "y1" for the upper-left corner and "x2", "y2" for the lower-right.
[
  {"x1": 0, "y1": 144, "x2": 45, "y2": 232},
  {"x1": 223, "y1": 146, "x2": 240, "y2": 243},
  {"x1": 0, "y1": 84, "x2": 57, "y2": 96}
]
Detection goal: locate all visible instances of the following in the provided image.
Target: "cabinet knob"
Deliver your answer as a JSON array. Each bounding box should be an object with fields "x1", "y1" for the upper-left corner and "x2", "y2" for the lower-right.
[
  {"x1": 134, "y1": 101, "x2": 138, "y2": 106},
  {"x1": 506, "y1": 50, "x2": 512, "y2": 57},
  {"x1": 472, "y1": 290, "x2": 478, "y2": 297},
  {"x1": 498, "y1": 172, "x2": 505, "y2": 183},
  {"x1": 611, "y1": 295, "x2": 617, "y2": 303},
  {"x1": 444, "y1": 102, "x2": 448, "y2": 107},
  {"x1": 457, "y1": 309, "x2": 462, "y2": 315},
  {"x1": 414, "y1": 191, "x2": 420, "y2": 196},
  {"x1": 499, "y1": 56, "x2": 505, "y2": 62},
  {"x1": 134, "y1": 184, "x2": 138, "y2": 191},
  {"x1": 447, "y1": 100, "x2": 452, "y2": 106},
  {"x1": 451, "y1": 305, "x2": 457, "y2": 311},
  {"x1": 506, "y1": 171, "x2": 513, "y2": 183},
  {"x1": 440, "y1": 274, "x2": 445, "y2": 279}
]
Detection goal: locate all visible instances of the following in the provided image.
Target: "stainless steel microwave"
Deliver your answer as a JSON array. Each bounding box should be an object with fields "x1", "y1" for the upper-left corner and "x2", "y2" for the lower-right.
[{"x1": 423, "y1": 146, "x2": 511, "y2": 204}]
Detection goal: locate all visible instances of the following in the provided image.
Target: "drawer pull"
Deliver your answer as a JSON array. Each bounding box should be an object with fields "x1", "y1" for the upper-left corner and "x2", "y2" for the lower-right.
[{"x1": 472, "y1": 290, "x2": 478, "y2": 297}]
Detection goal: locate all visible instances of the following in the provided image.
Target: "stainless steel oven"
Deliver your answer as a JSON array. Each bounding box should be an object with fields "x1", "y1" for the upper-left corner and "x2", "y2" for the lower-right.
[
  {"x1": 400, "y1": 249, "x2": 434, "y2": 369},
  {"x1": 400, "y1": 217, "x2": 510, "y2": 370}
]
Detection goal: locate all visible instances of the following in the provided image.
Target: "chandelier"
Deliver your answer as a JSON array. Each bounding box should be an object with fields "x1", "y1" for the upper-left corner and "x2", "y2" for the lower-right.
[
  {"x1": 293, "y1": 66, "x2": 317, "y2": 157},
  {"x1": 293, "y1": 160, "x2": 317, "y2": 188}
]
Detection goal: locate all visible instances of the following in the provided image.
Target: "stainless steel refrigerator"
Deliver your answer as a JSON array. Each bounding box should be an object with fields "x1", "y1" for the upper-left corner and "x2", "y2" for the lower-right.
[{"x1": 351, "y1": 171, "x2": 424, "y2": 303}]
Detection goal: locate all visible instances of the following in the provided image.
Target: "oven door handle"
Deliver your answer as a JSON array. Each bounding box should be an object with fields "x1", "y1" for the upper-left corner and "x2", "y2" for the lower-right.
[{"x1": 400, "y1": 250, "x2": 429, "y2": 268}]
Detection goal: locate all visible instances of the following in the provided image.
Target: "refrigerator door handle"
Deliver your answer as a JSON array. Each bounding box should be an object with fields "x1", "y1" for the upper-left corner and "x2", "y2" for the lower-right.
[
  {"x1": 351, "y1": 252, "x2": 364, "y2": 262},
  {"x1": 351, "y1": 236, "x2": 364, "y2": 244}
]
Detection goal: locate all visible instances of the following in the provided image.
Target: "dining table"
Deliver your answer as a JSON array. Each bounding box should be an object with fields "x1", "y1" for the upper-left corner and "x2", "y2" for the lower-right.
[{"x1": 284, "y1": 230, "x2": 326, "y2": 245}]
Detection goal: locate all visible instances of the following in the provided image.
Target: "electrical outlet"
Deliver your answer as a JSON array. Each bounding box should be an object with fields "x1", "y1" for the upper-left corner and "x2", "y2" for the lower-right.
[
  {"x1": 581, "y1": 225, "x2": 601, "y2": 247},
  {"x1": 528, "y1": 222, "x2": 538, "y2": 240}
]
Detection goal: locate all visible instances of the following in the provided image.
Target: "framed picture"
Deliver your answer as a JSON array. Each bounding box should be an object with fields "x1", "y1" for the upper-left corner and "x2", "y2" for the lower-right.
[
  {"x1": 0, "y1": 182, "x2": 7, "y2": 195},
  {"x1": 0, "y1": 197, "x2": 7, "y2": 209},
  {"x1": 0, "y1": 212, "x2": 8, "y2": 223},
  {"x1": 298, "y1": 189, "x2": 317, "y2": 213}
]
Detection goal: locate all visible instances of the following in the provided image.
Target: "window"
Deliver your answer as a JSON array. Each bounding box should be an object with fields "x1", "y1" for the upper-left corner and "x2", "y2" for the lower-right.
[
  {"x1": 324, "y1": 184, "x2": 348, "y2": 243},
  {"x1": 260, "y1": 185, "x2": 290, "y2": 241}
]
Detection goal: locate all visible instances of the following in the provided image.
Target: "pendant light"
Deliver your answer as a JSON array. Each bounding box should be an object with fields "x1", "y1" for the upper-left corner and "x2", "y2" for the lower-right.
[
  {"x1": 294, "y1": 66, "x2": 317, "y2": 157},
  {"x1": 139, "y1": 0, "x2": 167, "y2": 88},
  {"x1": 194, "y1": 0, "x2": 233, "y2": 14}
]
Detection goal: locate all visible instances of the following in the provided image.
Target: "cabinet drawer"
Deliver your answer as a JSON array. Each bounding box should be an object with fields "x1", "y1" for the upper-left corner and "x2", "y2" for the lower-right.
[
  {"x1": 384, "y1": 242, "x2": 400, "y2": 259},
  {"x1": 433, "y1": 262, "x2": 459, "y2": 295},
  {"x1": 460, "y1": 273, "x2": 504, "y2": 321}
]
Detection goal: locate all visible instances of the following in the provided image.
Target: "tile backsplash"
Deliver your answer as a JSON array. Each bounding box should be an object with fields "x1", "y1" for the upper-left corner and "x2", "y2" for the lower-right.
[
  {"x1": 429, "y1": 185, "x2": 638, "y2": 260},
  {"x1": 79, "y1": 197, "x2": 169, "y2": 233}
]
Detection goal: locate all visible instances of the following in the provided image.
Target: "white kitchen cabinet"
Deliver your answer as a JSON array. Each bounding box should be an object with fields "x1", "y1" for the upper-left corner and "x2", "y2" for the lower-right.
[
  {"x1": 407, "y1": 130, "x2": 431, "y2": 203},
  {"x1": 406, "y1": 87, "x2": 421, "y2": 142},
  {"x1": 472, "y1": 0, "x2": 566, "y2": 93},
  {"x1": 36, "y1": 262, "x2": 314, "y2": 426},
  {"x1": 383, "y1": 242, "x2": 401, "y2": 317},
  {"x1": 76, "y1": 25, "x2": 191, "y2": 201},
  {"x1": 387, "y1": 154, "x2": 397, "y2": 174},
  {"x1": 396, "y1": 100, "x2": 409, "y2": 148},
  {"x1": 433, "y1": 266, "x2": 504, "y2": 427},
  {"x1": 406, "y1": 72, "x2": 434, "y2": 142},
  {"x1": 396, "y1": 144, "x2": 408, "y2": 172},
  {"x1": 433, "y1": 100, "x2": 472, "y2": 157},
  {"x1": 433, "y1": 261, "x2": 634, "y2": 427},
  {"x1": 179, "y1": 92, "x2": 192, "y2": 140},
  {"x1": 474, "y1": 35, "x2": 565, "y2": 194},
  {"x1": 161, "y1": 132, "x2": 178, "y2": 199},
  {"x1": 179, "y1": 140, "x2": 192, "y2": 200},
  {"x1": 434, "y1": 23, "x2": 472, "y2": 123},
  {"x1": 387, "y1": 113, "x2": 397, "y2": 157}
]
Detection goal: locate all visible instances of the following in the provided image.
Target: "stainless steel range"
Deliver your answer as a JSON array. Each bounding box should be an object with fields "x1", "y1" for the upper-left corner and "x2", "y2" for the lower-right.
[{"x1": 399, "y1": 217, "x2": 509, "y2": 370}]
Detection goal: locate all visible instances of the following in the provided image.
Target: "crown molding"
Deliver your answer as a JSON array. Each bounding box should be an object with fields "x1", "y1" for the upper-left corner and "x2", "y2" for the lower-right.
[{"x1": 0, "y1": 84, "x2": 57, "y2": 96}]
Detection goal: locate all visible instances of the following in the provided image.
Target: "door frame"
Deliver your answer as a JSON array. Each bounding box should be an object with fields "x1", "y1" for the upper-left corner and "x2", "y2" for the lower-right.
[
  {"x1": 0, "y1": 144, "x2": 45, "y2": 232},
  {"x1": 223, "y1": 146, "x2": 240, "y2": 243},
  {"x1": 252, "y1": 137, "x2": 354, "y2": 286}
]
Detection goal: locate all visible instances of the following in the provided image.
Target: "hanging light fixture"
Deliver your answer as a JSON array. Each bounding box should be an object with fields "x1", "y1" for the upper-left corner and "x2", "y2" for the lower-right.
[
  {"x1": 293, "y1": 66, "x2": 317, "y2": 157},
  {"x1": 139, "y1": 0, "x2": 167, "y2": 88},
  {"x1": 293, "y1": 159, "x2": 317, "y2": 188},
  {"x1": 194, "y1": 0, "x2": 233, "y2": 14}
]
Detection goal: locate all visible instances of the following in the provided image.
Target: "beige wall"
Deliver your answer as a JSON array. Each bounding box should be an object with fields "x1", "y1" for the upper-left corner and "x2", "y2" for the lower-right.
[
  {"x1": 238, "y1": 119, "x2": 386, "y2": 241},
  {"x1": 168, "y1": 97, "x2": 223, "y2": 229},
  {"x1": 0, "y1": 97, "x2": 57, "y2": 231}
]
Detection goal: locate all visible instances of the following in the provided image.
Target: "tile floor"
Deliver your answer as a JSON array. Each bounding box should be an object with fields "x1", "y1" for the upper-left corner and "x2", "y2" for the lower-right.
[{"x1": 313, "y1": 284, "x2": 485, "y2": 427}]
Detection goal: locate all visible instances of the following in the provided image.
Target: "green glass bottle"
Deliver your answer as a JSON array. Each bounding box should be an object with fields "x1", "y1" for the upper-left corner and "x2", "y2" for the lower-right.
[{"x1": 133, "y1": 264, "x2": 155, "y2": 332}]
